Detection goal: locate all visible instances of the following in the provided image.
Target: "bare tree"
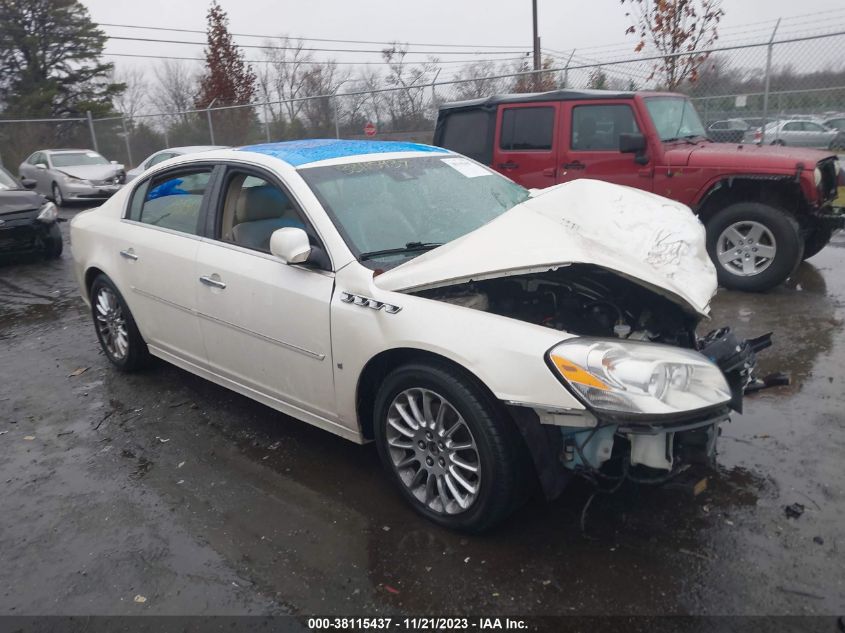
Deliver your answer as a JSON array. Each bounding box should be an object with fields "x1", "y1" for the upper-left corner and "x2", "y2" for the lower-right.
[
  {"x1": 151, "y1": 59, "x2": 198, "y2": 123},
  {"x1": 452, "y1": 61, "x2": 506, "y2": 99},
  {"x1": 262, "y1": 37, "x2": 314, "y2": 124},
  {"x1": 621, "y1": 0, "x2": 725, "y2": 89},
  {"x1": 381, "y1": 44, "x2": 440, "y2": 130},
  {"x1": 300, "y1": 61, "x2": 349, "y2": 132},
  {"x1": 111, "y1": 66, "x2": 148, "y2": 120}
]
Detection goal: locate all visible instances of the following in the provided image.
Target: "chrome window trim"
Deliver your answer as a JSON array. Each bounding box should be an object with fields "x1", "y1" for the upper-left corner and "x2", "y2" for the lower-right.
[{"x1": 198, "y1": 237, "x2": 336, "y2": 279}]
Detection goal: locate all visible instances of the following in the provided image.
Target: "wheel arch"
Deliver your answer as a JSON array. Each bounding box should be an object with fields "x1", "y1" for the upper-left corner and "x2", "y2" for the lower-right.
[
  {"x1": 356, "y1": 347, "x2": 504, "y2": 442},
  {"x1": 695, "y1": 176, "x2": 805, "y2": 225},
  {"x1": 84, "y1": 266, "x2": 107, "y2": 301}
]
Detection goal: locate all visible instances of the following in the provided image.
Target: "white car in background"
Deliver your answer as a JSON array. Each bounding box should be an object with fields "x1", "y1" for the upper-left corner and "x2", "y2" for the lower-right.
[
  {"x1": 749, "y1": 119, "x2": 840, "y2": 148},
  {"x1": 70, "y1": 140, "x2": 767, "y2": 531},
  {"x1": 124, "y1": 145, "x2": 227, "y2": 182}
]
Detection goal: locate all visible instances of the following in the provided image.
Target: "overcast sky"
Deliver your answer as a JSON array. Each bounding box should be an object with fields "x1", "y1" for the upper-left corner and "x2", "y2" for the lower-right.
[{"x1": 84, "y1": 0, "x2": 845, "y2": 80}]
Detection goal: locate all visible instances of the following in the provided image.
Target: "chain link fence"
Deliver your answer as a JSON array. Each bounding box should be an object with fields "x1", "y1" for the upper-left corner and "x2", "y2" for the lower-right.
[{"x1": 1, "y1": 29, "x2": 843, "y2": 171}]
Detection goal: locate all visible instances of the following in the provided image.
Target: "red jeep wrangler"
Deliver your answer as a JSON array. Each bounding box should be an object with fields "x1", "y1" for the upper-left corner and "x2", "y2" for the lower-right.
[{"x1": 434, "y1": 90, "x2": 843, "y2": 292}]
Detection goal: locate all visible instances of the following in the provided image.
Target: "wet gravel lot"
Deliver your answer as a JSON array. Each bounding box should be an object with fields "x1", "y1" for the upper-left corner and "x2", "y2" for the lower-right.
[{"x1": 0, "y1": 206, "x2": 843, "y2": 619}]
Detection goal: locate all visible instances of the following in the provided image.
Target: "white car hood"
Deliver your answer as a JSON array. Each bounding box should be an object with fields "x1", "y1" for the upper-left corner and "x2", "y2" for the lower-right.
[{"x1": 374, "y1": 179, "x2": 717, "y2": 317}]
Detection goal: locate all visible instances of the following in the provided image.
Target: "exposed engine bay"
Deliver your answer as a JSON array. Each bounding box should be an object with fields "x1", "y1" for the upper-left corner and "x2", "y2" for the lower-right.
[
  {"x1": 416, "y1": 264, "x2": 777, "y2": 496},
  {"x1": 415, "y1": 264, "x2": 699, "y2": 347}
]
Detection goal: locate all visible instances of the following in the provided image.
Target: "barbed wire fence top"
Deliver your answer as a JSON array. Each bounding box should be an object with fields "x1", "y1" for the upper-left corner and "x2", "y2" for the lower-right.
[{"x1": 1, "y1": 29, "x2": 843, "y2": 170}]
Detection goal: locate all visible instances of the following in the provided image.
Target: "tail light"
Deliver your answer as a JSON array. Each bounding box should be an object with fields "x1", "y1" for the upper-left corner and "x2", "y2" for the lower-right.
[{"x1": 753, "y1": 129, "x2": 762, "y2": 142}]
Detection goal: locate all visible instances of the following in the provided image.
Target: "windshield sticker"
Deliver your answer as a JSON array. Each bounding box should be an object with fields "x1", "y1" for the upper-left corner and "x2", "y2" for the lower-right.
[{"x1": 441, "y1": 157, "x2": 491, "y2": 178}]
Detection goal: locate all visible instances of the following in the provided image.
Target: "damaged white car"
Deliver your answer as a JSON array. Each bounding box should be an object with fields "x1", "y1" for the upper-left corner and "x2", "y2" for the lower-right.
[{"x1": 70, "y1": 140, "x2": 770, "y2": 532}]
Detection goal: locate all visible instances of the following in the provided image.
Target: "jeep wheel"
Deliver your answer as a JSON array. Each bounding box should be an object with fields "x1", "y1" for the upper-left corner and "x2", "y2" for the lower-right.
[
  {"x1": 802, "y1": 225, "x2": 833, "y2": 261},
  {"x1": 706, "y1": 202, "x2": 803, "y2": 292}
]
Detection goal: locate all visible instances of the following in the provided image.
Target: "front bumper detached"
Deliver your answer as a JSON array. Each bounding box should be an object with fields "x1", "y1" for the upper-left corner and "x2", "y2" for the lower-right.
[{"x1": 509, "y1": 328, "x2": 775, "y2": 499}]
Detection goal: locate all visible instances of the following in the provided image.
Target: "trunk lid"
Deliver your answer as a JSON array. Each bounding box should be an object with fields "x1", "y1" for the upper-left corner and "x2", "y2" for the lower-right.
[{"x1": 374, "y1": 179, "x2": 717, "y2": 316}]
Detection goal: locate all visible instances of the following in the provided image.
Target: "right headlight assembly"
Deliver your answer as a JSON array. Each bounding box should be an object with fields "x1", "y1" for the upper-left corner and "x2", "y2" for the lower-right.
[{"x1": 547, "y1": 338, "x2": 731, "y2": 417}]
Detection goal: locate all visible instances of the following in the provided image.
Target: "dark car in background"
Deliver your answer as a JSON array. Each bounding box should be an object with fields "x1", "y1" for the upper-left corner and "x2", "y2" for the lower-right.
[
  {"x1": 0, "y1": 166, "x2": 62, "y2": 258},
  {"x1": 707, "y1": 119, "x2": 750, "y2": 143}
]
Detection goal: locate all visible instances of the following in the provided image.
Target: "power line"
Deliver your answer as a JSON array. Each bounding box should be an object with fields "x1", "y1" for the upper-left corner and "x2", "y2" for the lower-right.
[
  {"x1": 103, "y1": 52, "x2": 530, "y2": 66},
  {"x1": 98, "y1": 22, "x2": 525, "y2": 50},
  {"x1": 103, "y1": 34, "x2": 528, "y2": 56}
]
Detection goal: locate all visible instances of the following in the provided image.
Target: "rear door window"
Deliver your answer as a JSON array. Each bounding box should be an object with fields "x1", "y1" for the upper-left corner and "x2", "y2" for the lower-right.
[
  {"x1": 499, "y1": 107, "x2": 555, "y2": 150},
  {"x1": 129, "y1": 168, "x2": 212, "y2": 235}
]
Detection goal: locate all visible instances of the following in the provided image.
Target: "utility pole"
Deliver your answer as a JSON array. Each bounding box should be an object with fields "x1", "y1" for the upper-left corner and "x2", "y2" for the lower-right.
[{"x1": 532, "y1": 0, "x2": 541, "y2": 71}]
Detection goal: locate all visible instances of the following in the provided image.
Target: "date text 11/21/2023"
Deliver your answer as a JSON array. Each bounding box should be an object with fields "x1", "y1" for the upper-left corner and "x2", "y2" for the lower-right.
[{"x1": 306, "y1": 617, "x2": 528, "y2": 630}]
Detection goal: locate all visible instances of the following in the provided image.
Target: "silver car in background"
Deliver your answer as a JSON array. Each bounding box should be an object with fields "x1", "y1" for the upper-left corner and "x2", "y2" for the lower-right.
[
  {"x1": 747, "y1": 119, "x2": 840, "y2": 148},
  {"x1": 18, "y1": 149, "x2": 124, "y2": 206},
  {"x1": 124, "y1": 146, "x2": 227, "y2": 182}
]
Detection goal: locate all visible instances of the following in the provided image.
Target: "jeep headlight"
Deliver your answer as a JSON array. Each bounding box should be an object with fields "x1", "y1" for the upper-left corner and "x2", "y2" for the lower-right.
[
  {"x1": 548, "y1": 338, "x2": 731, "y2": 416},
  {"x1": 36, "y1": 201, "x2": 58, "y2": 223}
]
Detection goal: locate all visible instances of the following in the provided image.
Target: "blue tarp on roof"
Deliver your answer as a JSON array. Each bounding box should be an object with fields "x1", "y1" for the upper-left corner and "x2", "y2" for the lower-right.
[{"x1": 237, "y1": 139, "x2": 448, "y2": 167}]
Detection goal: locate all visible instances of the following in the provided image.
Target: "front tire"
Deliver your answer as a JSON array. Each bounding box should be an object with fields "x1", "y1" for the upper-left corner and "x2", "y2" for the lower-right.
[
  {"x1": 373, "y1": 362, "x2": 527, "y2": 532},
  {"x1": 52, "y1": 183, "x2": 64, "y2": 207},
  {"x1": 43, "y1": 223, "x2": 63, "y2": 259},
  {"x1": 90, "y1": 275, "x2": 150, "y2": 372},
  {"x1": 706, "y1": 202, "x2": 803, "y2": 292}
]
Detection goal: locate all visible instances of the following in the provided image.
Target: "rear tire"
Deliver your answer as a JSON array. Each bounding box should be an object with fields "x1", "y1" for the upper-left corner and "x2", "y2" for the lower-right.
[
  {"x1": 802, "y1": 225, "x2": 833, "y2": 260},
  {"x1": 373, "y1": 361, "x2": 527, "y2": 532},
  {"x1": 90, "y1": 274, "x2": 150, "y2": 372},
  {"x1": 705, "y1": 202, "x2": 803, "y2": 292}
]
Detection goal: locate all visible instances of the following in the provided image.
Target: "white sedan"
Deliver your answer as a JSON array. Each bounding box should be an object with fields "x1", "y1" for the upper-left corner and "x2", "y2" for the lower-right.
[{"x1": 70, "y1": 140, "x2": 764, "y2": 531}]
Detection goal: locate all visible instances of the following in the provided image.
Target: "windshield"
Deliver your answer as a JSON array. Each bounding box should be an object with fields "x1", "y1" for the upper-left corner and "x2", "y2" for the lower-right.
[
  {"x1": 51, "y1": 152, "x2": 109, "y2": 167},
  {"x1": 299, "y1": 155, "x2": 530, "y2": 265},
  {"x1": 0, "y1": 167, "x2": 20, "y2": 190},
  {"x1": 645, "y1": 97, "x2": 707, "y2": 141}
]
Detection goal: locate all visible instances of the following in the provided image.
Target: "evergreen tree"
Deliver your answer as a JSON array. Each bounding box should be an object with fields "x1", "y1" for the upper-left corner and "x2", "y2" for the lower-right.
[{"x1": 0, "y1": 0, "x2": 123, "y2": 117}]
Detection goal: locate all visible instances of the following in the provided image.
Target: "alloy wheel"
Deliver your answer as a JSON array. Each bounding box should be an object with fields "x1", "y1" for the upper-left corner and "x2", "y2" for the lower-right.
[
  {"x1": 94, "y1": 287, "x2": 129, "y2": 360},
  {"x1": 385, "y1": 388, "x2": 481, "y2": 515},
  {"x1": 52, "y1": 184, "x2": 63, "y2": 207},
  {"x1": 716, "y1": 221, "x2": 777, "y2": 276}
]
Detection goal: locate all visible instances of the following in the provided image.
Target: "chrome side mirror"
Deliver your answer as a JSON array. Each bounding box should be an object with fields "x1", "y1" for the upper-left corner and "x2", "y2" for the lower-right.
[
  {"x1": 270, "y1": 227, "x2": 311, "y2": 264},
  {"x1": 35, "y1": 163, "x2": 47, "y2": 170}
]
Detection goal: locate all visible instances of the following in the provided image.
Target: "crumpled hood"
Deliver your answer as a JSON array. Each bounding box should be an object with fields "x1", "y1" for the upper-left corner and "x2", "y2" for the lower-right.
[
  {"x1": 663, "y1": 141, "x2": 835, "y2": 169},
  {"x1": 58, "y1": 164, "x2": 123, "y2": 181},
  {"x1": 374, "y1": 179, "x2": 717, "y2": 317},
  {"x1": 0, "y1": 189, "x2": 45, "y2": 215}
]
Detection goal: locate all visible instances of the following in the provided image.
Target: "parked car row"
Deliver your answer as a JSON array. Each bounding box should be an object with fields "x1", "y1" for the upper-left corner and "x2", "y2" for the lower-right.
[
  {"x1": 0, "y1": 145, "x2": 224, "y2": 257},
  {"x1": 706, "y1": 115, "x2": 845, "y2": 149}
]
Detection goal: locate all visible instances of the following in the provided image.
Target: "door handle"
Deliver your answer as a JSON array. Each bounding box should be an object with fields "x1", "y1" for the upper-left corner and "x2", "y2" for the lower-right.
[
  {"x1": 119, "y1": 248, "x2": 138, "y2": 261},
  {"x1": 542, "y1": 167, "x2": 556, "y2": 178},
  {"x1": 562, "y1": 161, "x2": 585, "y2": 170},
  {"x1": 199, "y1": 275, "x2": 226, "y2": 289},
  {"x1": 497, "y1": 161, "x2": 519, "y2": 170}
]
